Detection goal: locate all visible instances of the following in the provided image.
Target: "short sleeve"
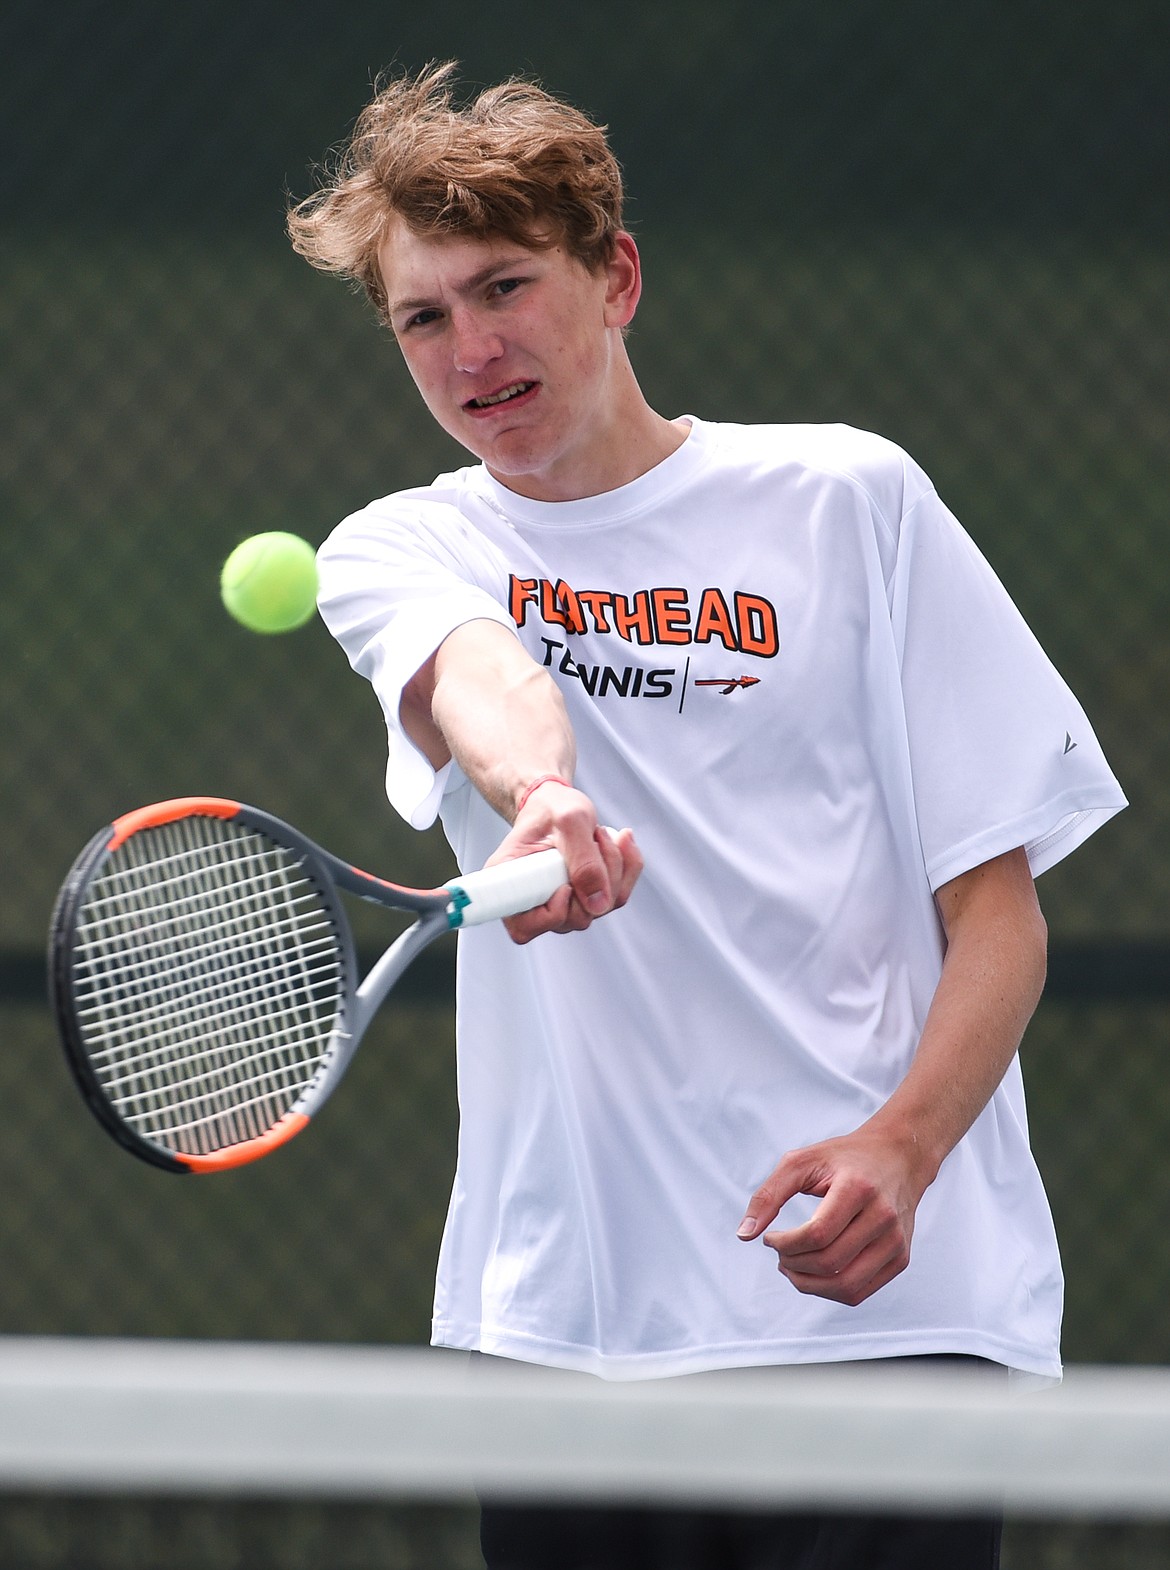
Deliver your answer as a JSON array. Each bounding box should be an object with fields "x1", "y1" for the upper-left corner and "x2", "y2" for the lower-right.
[
  {"x1": 316, "y1": 497, "x2": 517, "y2": 828},
  {"x1": 889, "y1": 487, "x2": 1127, "y2": 889}
]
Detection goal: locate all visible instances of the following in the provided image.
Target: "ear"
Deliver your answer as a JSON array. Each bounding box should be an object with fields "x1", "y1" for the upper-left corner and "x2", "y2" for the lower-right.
[{"x1": 603, "y1": 232, "x2": 642, "y2": 329}]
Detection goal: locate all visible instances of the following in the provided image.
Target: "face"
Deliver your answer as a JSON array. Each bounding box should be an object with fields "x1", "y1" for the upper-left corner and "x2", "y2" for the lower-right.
[{"x1": 379, "y1": 220, "x2": 641, "y2": 501}]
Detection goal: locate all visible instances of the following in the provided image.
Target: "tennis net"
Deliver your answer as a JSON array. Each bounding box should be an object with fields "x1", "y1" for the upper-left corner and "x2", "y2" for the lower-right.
[{"x1": 2, "y1": 1337, "x2": 1168, "y2": 1568}]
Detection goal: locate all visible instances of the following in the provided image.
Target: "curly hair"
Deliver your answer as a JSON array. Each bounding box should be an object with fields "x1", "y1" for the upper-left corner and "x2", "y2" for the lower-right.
[{"x1": 287, "y1": 62, "x2": 626, "y2": 325}]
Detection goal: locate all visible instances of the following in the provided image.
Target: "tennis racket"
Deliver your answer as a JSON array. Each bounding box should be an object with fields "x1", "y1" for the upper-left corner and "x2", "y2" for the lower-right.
[{"x1": 48, "y1": 796, "x2": 567, "y2": 1174}]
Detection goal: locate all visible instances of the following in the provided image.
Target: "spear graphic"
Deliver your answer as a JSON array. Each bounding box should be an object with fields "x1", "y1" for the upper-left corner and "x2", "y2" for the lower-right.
[{"x1": 693, "y1": 676, "x2": 761, "y2": 696}]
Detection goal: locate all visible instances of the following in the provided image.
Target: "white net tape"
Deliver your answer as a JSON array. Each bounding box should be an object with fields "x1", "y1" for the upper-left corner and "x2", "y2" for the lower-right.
[{"x1": 2, "y1": 1339, "x2": 1168, "y2": 1517}]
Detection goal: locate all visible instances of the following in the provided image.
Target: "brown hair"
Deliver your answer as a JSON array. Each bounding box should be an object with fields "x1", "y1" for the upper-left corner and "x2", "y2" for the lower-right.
[{"x1": 287, "y1": 62, "x2": 626, "y2": 324}]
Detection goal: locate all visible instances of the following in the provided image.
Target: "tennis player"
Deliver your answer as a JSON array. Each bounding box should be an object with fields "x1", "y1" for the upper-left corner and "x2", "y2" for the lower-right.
[{"x1": 289, "y1": 64, "x2": 1126, "y2": 1570}]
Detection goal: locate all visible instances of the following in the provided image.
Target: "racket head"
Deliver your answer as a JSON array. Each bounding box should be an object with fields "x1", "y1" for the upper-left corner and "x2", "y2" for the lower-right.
[{"x1": 49, "y1": 797, "x2": 363, "y2": 1174}]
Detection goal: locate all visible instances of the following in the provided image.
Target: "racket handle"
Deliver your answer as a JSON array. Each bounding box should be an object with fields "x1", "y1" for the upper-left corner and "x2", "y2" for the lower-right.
[{"x1": 445, "y1": 847, "x2": 568, "y2": 928}]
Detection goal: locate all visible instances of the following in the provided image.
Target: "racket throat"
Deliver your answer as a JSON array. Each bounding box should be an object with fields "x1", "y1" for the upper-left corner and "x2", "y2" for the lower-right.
[{"x1": 348, "y1": 914, "x2": 452, "y2": 1040}]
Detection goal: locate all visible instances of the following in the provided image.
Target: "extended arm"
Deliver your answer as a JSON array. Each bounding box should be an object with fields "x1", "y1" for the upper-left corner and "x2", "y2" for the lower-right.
[
  {"x1": 400, "y1": 618, "x2": 642, "y2": 940},
  {"x1": 736, "y1": 846, "x2": 1047, "y2": 1305}
]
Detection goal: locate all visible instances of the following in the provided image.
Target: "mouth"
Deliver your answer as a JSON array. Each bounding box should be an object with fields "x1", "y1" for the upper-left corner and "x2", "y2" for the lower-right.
[{"x1": 463, "y1": 381, "x2": 539, "y2": 415}]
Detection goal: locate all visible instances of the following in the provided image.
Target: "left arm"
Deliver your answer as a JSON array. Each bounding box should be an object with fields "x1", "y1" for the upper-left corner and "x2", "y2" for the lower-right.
[{"x1": 736, "y1": 846, "x2": 1048, "y2": 1306}]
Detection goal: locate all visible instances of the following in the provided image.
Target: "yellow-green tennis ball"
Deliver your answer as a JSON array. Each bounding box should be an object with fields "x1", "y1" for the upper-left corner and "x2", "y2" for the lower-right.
[{"x1": 220, "y1": 532, "x2": 318, "y2": 634}]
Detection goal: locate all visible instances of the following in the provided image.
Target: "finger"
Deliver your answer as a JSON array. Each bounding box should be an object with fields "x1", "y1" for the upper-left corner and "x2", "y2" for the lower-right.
[
  {"x1": 502, "y1": 885, "x2": 581, "y2": 945},
  {"x1": 778, "y1": 1233, "x2": 911, "y2": 1308},
  {"x1": 736, "y1": 1141, "x2": 848, "y2": 1242},
  {"x1": 564, "y1": 829, "x2": 614, "y2": 917},
  {"x1": 554, "y1": 820, "x2": 614, "y2": 917},
  {"x1": 765, "y1": 1203, "x2": 889, "y2": 1279},
  {"x1": 761, "y1": 1171, "x2": 873, "y2": 1259},
  {"x1": 599, "y1": 826, "x2": 643, "y2": 909},
  {"x1": 737, "y1": 1159, "x2": 808, "y2": 1241},
  {"x1": 590, "y1": 827, "x2": 628, "y2": 912}
]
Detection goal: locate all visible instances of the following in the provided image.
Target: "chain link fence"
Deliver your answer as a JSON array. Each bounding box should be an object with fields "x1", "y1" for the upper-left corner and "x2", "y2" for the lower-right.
[{"x1": 2, "y1": 1, "x2": 1167, "y2": 1564}]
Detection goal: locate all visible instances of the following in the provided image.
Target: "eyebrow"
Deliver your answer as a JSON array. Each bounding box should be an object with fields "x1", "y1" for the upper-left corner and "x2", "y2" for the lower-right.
[{"x1": 387, "y1": 255, "x2": 536, "y2": 319}]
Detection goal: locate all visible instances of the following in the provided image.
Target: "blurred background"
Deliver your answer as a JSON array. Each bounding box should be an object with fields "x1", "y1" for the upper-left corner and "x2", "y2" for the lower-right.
[{"x1": 1, "y1": 1, "x2": 1166, "y2": 1564}]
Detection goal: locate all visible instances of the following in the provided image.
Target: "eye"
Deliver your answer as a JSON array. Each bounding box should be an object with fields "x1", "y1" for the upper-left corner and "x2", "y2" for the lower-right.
[
  {"x1": 491, "y1": 277, "x2": 525, "y2": 299},
  {"x1": 403, "y1": 308, "x2": 442, "y2": 331}
]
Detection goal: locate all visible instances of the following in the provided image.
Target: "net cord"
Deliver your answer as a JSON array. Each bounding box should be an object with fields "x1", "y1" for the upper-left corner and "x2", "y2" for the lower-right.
[{"x1": 1, "y1": 1340, "x2": 1167, "y2": 1518}]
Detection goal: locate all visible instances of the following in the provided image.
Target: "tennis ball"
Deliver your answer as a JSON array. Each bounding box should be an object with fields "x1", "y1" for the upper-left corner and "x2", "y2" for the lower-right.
[{"x1": 220, "y1": 532, "x2": 319, "y2": 634}]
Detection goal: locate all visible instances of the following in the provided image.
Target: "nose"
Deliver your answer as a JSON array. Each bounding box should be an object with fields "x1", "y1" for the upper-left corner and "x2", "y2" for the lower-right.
[{"x1": 451, "y1": 308, "x2": 504, "y2": 376}]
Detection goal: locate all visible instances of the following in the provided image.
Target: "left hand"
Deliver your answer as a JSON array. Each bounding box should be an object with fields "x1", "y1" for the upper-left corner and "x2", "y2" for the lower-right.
[
  {"x1": 735, "y1": 848, "x2": 1048, "y2": 1309},
  {"x1": 736, "y1": 1124, "x2": 931, "y2": 1307}
]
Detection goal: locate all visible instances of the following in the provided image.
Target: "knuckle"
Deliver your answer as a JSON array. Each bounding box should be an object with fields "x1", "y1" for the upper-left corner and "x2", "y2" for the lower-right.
[
  {"x1": 802, "y1": 1219, "x2": 834, "y2": 1252},
  {"x1": 558, "y1": 798, "x2": 597, "y2": 837},
  {"x1": 846, "y1": 1172, "x2": 880, "y2": 1206},
  {"x1": 871, "y1": 1199, "x2": 899, "y2": 1232}
]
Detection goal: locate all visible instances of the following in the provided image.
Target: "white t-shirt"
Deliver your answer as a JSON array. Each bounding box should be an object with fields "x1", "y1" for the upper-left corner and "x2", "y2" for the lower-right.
[{"x1": 318, "y1": 418, "x2": 1126, "y2": 1381}]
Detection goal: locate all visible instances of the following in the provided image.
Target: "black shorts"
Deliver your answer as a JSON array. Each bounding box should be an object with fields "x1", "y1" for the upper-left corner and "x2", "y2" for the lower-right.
[
  {"x1": 479, "y1": 1500, "x2": 1002, "y2": 1570},
  {"x1": 476, "y1": 1356, "x2": 1003, "y2": 1570}
]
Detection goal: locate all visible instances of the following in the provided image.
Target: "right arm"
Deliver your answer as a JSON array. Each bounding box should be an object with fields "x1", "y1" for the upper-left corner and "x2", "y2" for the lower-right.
[{"x1": 401, "y1": 619, "x2": 642, "y2": 941}]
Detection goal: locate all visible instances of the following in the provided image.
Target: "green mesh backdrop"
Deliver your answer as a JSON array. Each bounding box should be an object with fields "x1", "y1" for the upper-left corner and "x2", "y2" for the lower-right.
[{"x1": 1, "y1": 2, "x2": 1167, "y2": 1565}]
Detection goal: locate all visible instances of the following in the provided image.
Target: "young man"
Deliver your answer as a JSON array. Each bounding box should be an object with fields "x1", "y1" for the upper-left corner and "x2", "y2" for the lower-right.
[{"x1": 289, "y1": 63, "x2": 1126, "y2": 1569}]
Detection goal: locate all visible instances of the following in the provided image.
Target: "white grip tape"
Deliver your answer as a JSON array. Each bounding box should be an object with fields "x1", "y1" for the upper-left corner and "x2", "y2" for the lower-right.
[{"x1": 445, "y1": 847, "x2": 568, "y2": 928}]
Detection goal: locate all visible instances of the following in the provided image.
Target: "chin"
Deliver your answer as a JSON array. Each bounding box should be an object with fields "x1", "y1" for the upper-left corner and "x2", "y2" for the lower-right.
[{"x1": 478, "y1": 434, "x2": 556, "y2": 478}]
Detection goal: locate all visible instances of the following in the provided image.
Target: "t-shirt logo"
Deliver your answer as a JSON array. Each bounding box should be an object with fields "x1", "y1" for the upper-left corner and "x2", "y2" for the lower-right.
[
  {"x1": 509, "y1": 576, "x2": 779, "y2": 655},
  {"x1": 509, "y1": 575, "x2": 779, "y2": 711},
  {"x1": 693, "y1": 675, "x2": 761, "y2": 695}
]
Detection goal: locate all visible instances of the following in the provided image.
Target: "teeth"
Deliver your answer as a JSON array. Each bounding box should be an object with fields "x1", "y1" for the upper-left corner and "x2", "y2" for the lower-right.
[{"x1": 472, "y1": 382, "x2": 532, "y2": 408}]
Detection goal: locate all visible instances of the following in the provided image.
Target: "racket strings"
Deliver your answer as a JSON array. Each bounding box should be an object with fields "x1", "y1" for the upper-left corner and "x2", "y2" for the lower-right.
[{"x1": 69, "y1": 817, "x2": 347, "y2": 1155}]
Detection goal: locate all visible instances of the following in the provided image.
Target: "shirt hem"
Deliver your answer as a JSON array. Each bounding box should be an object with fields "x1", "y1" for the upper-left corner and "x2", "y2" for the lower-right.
[
  {"x1": 926, "y1": 787, "x2": 1127, "y2": 891},
  {"x1": 431, "y1": 1320, "x2": 1061, "y2": 1385}
]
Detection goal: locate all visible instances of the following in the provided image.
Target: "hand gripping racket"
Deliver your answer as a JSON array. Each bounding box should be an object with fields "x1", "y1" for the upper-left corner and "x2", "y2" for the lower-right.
[{"x1": 48, "y1": 796, "x2": 567, "y2": 1174}]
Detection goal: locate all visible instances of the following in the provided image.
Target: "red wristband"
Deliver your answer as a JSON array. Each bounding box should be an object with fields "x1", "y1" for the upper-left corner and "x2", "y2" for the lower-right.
[{"x1": 515, "y1": 774, "x2": 572, "y2": 816}]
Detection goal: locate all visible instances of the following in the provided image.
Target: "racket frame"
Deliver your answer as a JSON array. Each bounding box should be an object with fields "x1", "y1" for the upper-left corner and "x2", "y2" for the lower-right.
[{"x1": 49, "y1": 797, "x2": 564, "y2": 1175}]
